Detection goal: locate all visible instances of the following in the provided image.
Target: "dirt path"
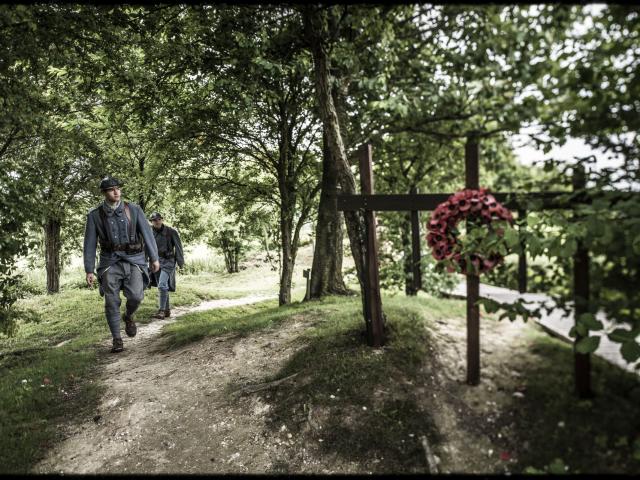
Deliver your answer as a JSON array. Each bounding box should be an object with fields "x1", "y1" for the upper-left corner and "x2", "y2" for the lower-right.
[
  {"x1": 414, "y1": 310, "x2": 534, "y2": 474},
  {"x1": 34, "y1": 294, "x2": 317, "y2": 474},
  {"x1": 33, "y1": 294, "x2": 548, "y2": 474}
]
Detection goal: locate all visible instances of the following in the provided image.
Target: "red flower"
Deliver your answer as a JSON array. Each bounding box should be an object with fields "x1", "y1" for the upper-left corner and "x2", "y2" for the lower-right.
[
  {"x1": 458, "y1": 199, "x2": 471, "y2": 211},
  {"x1": 500, "y1": 451, "x2": 511, "y2": 461}
]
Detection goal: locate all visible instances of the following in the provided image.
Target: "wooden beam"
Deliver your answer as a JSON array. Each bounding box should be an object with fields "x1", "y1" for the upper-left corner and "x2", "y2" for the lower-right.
[
  {"x1": 336, "y1": 190, "x2": 640, "y2": 212},
  {"x1": 360, "y1": 144, "x2": 385, "y2": 348},
  {"x1": 466, "y1": 134, "x2": 481, "y2": 386}
]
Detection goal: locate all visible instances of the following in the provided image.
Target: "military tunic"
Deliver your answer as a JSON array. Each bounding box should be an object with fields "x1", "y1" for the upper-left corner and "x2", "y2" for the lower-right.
[
  {"x1": 83, "y1": 200, "x2": 159, "y2": 339},
  {"x1": 149, "y1": 224, "x2": 184, "y2": 292}
]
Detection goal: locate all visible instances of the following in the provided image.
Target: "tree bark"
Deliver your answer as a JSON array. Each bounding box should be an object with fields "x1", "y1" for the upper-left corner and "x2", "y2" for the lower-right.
[
  {"x1": 308, "y1": 131, "x2": 350, "y2": 299},
  {"x1": 304, "y1": 6, "x2": 367, "y2": 292},
  {"x1": 44, "y1": 217, "x2": 61, "y2": 294},
  {"x1": 279, "y1": 205, "x2": 295, "y2": 305}
]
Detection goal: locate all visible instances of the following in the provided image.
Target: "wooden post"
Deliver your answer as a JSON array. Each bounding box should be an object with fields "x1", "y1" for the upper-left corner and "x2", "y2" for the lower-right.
[
  {"x1": 303, "y1": 268, "x2": 311, "y2": 301},
  {"x1": 573, "y1": 165, "x2": 592, "y2": 398},
  {"x1": 410, "y1": 185, "x2": 422, "y2": 295},
  {"x1": 465, "y1": 134, "x2": 480, "y2": 385},
  {"x1": 518, "y1": 208, "x2": 527, "y2": 294},
  {"x1": 360, "y1": 144, "x2": 385, "y2": 347}
]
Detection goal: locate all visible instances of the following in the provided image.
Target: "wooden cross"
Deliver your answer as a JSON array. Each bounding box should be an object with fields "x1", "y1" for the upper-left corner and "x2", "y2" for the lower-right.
[{"x1": 335, "y1": 135, "x2": 627, "y2": 396}]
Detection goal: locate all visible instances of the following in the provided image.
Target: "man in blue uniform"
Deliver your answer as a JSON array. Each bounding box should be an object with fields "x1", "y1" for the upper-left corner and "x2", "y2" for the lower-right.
[
  {"x1": 148, "y1": 212, "x2": 185, "y2": 319},
  {"x1": 83, "y1": 176, "x2": 160, "y2": 353}
]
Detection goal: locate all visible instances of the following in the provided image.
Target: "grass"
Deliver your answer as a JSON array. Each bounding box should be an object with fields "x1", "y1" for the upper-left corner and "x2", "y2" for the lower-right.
[
  {"x1": 505, "y1": 334, "x2": 640, "y2": 474},
  {"x1": 156, "y1": 291, "x2": 640, "y2": 474},
  {"x1": 0, "y1": 265, "x2": 261, "y2": 474},
  {"x1": 159, "y1": 293, "x2": 467, "y2": 473},
  {"x1": 158, "y1": 299, "x2": 282, "y2": 350},
  {"x1": 259, "y1": 295, "x2": 455, "y2": 473},
  {"x1": 3, "y1": 243, "x2": 639, "y2": 473}
]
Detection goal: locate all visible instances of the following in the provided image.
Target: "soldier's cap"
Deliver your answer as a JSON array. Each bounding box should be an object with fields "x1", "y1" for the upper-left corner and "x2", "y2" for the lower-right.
[
  {"x1": 149, "y1": 212, "x2": 163, "y2": 221},
  {"x1": 99, "y1": 176, "x2": 123, "y2": 191}
]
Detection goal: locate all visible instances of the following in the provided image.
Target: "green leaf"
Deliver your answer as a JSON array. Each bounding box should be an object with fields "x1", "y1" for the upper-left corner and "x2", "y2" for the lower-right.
[
  {"x1": 620, "y1": 341, "x2": 640, "y2": 363},
  {"x1": 575, "y1": 336, "x2": 600, "y2": 354},
  {"x1": 503, "y1": 227, "x2": 519, "y2": 249},
  {"x1": 608, "y1": 328, "x2": 638, "y2": 343},
  {"x1": 479, "y1": 298, "x2": 501, "y2": 314},
  {"x1": 577, "y1": 313, "x2": 603, "y2": 331},
  {"x1": 574, "y1": 322, "x2": 587, "y2": 337}
]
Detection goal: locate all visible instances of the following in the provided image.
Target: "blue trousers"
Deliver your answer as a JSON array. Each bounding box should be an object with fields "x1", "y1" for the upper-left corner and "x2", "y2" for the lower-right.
[
  {"x1": 99, "y1": 261, "x2": 144, "y2": 339},
  {"x1": 157, "y1": 269, "x2": 171, "y2": 310}
]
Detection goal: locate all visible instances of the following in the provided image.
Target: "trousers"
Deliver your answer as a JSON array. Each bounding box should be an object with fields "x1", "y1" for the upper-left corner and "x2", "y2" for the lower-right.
[
  {"x1": 99, "y1": 260, "x2": 144, "y2": 339},
  {"x1": 157, "y1": 269, "x2": 171, "y2": 310}
]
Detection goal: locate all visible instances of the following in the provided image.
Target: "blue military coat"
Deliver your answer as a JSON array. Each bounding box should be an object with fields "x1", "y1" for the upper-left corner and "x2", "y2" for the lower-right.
[
  {"x1": 149, "y1": 224, "x2": 184, "y2": 292},
  {"x1": 83, "y1": 200, "x2": 159, "y2": 296}
]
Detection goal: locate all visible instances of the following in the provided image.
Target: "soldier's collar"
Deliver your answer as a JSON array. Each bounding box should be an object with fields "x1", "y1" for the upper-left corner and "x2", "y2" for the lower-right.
[{"x1": 102, "y1": 200, "x2": 122, "y2": 214}]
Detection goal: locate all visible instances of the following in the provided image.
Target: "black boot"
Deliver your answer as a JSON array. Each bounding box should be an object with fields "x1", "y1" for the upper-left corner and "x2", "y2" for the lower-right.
[
  {"x1": 111, "y1": 337, "x2": 124, "y2": 353},
  {"x1": 124, "y1": 314, "x2": 137, "y2": 337}
]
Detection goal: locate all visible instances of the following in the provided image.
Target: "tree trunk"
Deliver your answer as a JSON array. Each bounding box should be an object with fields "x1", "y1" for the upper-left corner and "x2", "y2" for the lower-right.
[
  {"x1": 304, "y1": 7, "x2": 366, "y2": 292},
  {"x1": 279, "y1": 206, "x2": 295, "y2": 305},
  {"x1": 44, "y1": 217, "x2": 61, "y2": 294},
  {"x1": 308, "y1": 131, "x2": 349, "y2": 299}
]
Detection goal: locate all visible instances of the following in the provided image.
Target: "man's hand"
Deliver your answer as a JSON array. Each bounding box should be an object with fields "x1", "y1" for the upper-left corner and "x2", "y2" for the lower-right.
[
  {"x1": 86, "y1": 273, "x2": 95, "y2": 287},
  {"x1": 151, "y1": 260, "x2": 160, "y2": 273}
]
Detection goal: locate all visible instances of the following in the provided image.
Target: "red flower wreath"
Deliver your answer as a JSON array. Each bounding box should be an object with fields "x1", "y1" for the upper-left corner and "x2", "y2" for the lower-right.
[{"x1": 426, "y1": 188, "x2": 514, "y2": 274}]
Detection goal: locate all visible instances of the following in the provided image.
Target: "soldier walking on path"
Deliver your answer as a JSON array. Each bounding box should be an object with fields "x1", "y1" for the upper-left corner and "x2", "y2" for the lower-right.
[
  {"x1": 148, "y1": 212, "x2": 185, "y2": 319},
  {"x1": 83, "y1": 177, "x2": 160, "y2": 353}
]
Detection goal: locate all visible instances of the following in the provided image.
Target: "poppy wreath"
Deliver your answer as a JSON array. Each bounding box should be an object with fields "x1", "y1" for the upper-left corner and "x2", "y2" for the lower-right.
[{"x1": 426, "y1": 188, "x2": 514, "y2": 274}]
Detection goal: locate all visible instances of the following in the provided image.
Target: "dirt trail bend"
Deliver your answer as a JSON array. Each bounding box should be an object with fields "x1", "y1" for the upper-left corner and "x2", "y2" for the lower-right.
[{"x1": 33, "y1": 294, "x2": 314, "y2": 475}]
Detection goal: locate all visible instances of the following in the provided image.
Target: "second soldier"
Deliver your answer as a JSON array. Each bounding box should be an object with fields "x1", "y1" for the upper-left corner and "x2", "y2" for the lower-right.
[{"x1": 148, "y1": 212, "x2": 185, "y2": 319}]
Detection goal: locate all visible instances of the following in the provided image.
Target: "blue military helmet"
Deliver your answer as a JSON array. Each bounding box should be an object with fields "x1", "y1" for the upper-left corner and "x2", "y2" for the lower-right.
[
  {"x1": 149, "y1": 212, "x2": 163, "y2": 221},
  {"x1": 99, "y1": 176, "x2": 122, "y2": 191}
]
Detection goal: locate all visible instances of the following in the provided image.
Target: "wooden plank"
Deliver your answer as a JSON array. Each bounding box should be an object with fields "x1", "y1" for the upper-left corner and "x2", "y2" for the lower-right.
[
  {"x1": 336, "y1": 190, "x2": 640, "y2": 212},
  {"x1": 466, "y1": 134, "x2": 481, "y2": 386},
  {"x1": 360, "y1": 144, "x2": 385, "y2": 348},
  {"x1": 573, "y1": 165, "x2": 592, "y2": 398},
  {"x1": 518, "y1": 208, "x2": 527, "y2": 294},
  {"x1": 467, "y1": 274, "x2": 481, "y2": 385},
  {"x1": 410, "y1": 186, "x2": 422, "y2": 294}
]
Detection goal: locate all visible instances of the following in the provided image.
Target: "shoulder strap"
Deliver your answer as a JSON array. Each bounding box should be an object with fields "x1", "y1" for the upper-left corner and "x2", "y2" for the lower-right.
[{"x1": 124, "y1": 202, "x2": 137, "y2": 243}]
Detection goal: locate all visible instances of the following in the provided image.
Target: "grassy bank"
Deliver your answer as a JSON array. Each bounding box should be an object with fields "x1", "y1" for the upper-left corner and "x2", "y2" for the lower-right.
[
  {"x1": 158, "y1": 293, "x2": 640, "y2": 474},
  {"x1": 3, "y1": 248, "x2": 639, "y2": 473},
  {"x1": 0, "y1": 265, "x2": 275, "y2": 473}
]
